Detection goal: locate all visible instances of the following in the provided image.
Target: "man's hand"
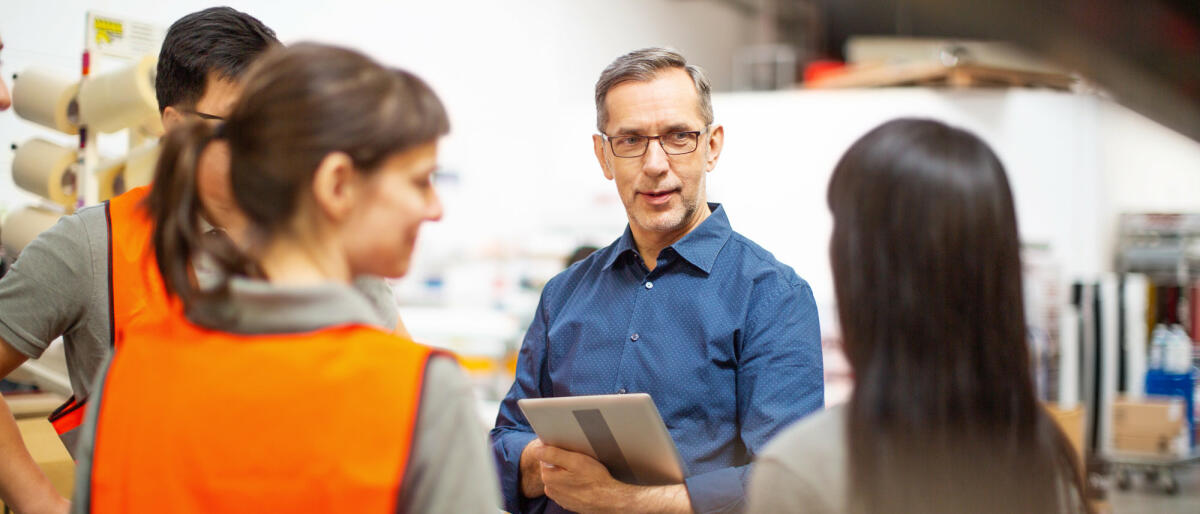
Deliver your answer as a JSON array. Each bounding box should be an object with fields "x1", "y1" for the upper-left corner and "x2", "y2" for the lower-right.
[
  {"x1": 533, "y1": 444, "x2": 691, "y2": 514},
  {"x1": 519, "y1": 438, "x2": 547, "y2": 499}
]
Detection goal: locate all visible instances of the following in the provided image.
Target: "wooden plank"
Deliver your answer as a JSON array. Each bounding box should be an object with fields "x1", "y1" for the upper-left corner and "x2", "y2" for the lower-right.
[{"x1": 807, "y1": 61, "x2": 1076, "y2": 90}]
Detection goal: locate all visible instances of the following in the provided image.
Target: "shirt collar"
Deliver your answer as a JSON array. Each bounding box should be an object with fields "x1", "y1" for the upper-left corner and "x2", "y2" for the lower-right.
[
  {"x1": 190, "y1": 277, "x2": 390, "y2": 335},
  {"x1": 601, "y1": 203, "x2": 731, "y2": 274}
]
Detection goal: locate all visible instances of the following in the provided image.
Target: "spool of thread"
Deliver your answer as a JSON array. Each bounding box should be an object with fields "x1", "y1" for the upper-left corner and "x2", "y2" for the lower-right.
[
  {"x1": 11, "y1": 68, "x2": 81, "y2": 135},
  {"x1": 1, "y1": 206, "x2": 64, "y2": 258},
  {"x1": 78, "y1": 55, "x2": 159, "y2": 134},
  {"x1": 137, "y1": 115, "x2": 165, "y2": 139},
  {"x1": 12, "y1": 138, "x2": 79, "y2": 209},
  {"x1": 123, "y1": 143, "x2": 160, "y2": 190},
  {"x1": 96, "y1": 159, "x2": 126, "y2": 202},
  {"x1": 95, "y1": 143, "x2": 161, "y2": 201}
]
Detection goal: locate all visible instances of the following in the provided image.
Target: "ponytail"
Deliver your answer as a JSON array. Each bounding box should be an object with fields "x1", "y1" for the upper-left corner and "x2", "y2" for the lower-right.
[
  {"x1": 145, "y1": 120, "x2": 255, "y2": 315},
  {"x1": 145, "y1": 44, "x2": 450, "y2": 316}
]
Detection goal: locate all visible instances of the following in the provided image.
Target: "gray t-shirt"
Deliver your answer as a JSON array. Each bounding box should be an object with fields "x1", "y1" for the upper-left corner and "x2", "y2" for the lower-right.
[
  {"x1": 747, "y1": 404, "x2": 847, "y2": 514},
  {"x1": 0, "y1": 204, "x2": 398, "y2": 401},
  {"x1": 0, "y1": 205, "x2": 111, "y2": 398},
  {"x1": 70, "y1": 278, "x2": 500, "y2": 513}
]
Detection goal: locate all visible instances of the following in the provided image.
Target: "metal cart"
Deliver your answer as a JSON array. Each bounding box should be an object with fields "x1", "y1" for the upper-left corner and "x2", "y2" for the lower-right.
[{"x1": 1108, "y1": 449, "x2": 1200, "y2": 495}]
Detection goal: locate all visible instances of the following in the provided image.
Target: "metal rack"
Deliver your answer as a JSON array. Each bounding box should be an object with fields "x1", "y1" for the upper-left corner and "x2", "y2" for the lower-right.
[
  {"x1": 1118, "y1": 213, "x2": 1200, "y2": 286},
  {"x1": 1107, "y1": 213, "x2": 1200, "y2": 495}
]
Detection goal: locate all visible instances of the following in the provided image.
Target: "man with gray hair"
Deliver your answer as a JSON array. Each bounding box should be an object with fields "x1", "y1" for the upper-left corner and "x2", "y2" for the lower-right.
[{"x1": 492, "y1": 48, "x2": 823, "y2": 514}]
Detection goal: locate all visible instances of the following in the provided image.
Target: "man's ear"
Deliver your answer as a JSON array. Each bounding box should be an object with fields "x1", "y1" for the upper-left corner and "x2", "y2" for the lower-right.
[
  {"x1": 704, "y1": 124, "x2": 724, "y2": 173},
  {"x1": 161, "y1": 106, "x2": 185, "y2": 132},
  {"x1": 310, "y1": 152, "x2": 359, "y2": 222},
  {"x1": 593, "y1": 134, "x2": 614, "y2": 180}
]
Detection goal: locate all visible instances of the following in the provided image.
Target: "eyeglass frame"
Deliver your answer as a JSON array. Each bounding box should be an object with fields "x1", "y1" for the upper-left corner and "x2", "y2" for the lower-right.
[
  {"x1": 600, "y1": 126, "x2": 711, "y2": 158},
  {"x1": 180, "y1": 108, "x2": 226, "y2": 121}
]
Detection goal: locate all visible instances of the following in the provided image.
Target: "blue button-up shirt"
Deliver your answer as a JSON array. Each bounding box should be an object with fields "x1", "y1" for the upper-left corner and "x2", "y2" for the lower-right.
[{"x1": 491, "y1": 204, "x2": 824, "y2": 514}]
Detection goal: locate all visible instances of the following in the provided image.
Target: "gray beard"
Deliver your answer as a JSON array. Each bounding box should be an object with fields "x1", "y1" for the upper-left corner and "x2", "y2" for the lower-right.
[{"x1": 629, "y1": 194, "x2": 699, "y2": 235}]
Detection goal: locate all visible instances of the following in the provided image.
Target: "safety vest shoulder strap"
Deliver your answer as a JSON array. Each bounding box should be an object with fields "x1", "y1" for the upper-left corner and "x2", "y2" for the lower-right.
[{"x1": 105, "y1": 185, "x2": 164, "y2": 351}]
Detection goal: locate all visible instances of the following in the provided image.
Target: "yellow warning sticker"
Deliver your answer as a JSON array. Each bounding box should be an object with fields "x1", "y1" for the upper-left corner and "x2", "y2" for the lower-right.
[{"x1": 93, "y1": 17, "x2": 124, "y2": 45}]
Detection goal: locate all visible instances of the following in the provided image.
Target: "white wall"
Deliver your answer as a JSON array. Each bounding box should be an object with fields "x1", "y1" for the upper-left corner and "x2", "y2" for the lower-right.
[
  {"x1": 1099, "y1": 102, "x2": 1200, "y2": 261},
  {"x1": 710, "y1": 88, "x2": 1109, "y2": 332}
]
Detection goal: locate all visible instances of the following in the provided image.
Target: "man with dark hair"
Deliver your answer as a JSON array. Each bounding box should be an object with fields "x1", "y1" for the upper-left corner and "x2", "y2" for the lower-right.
[
  {"x1": 492, "y1": 48, "x2": 824, "y2": 514},
  {"x1": 156, "y1": 6, "x2": 277, "y2": 122},
  {"x1": 0, "y1": 8, "x2": 282, "y2": 513},
  {"x1": 157, "y1": 6, "x2": 278, "y2": 241}
]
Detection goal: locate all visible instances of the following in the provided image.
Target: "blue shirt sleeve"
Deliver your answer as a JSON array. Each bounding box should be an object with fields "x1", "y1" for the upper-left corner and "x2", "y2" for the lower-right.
[
  {"x1": 490, "y1": 287, "x2": 553, "y2": 514},
  {"x1": 685, "y1": 277, "x2": 824, "y2": 514}
]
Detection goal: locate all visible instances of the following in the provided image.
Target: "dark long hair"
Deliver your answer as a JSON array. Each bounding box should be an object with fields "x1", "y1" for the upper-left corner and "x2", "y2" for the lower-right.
[
  {"x1": 828, "y1": 119, "x2": 1089, "y2": 513},
  {"x1": 146, "y1": 43, "x2": 449, "y2": 317}
]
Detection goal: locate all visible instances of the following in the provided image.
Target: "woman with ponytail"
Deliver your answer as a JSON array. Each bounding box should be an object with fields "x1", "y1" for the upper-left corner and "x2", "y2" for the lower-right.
[
  {"x1": 69, "y1": 43, "x2": 499, "y2": 513},
  {"x1": 747, "y1": 119, "x2": 1090, "y2": 514}
]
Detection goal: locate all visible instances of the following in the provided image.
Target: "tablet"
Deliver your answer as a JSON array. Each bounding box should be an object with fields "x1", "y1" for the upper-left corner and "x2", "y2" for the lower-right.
[{"x1": 518, "y1": 393, "x2": 687, "y2": 486}]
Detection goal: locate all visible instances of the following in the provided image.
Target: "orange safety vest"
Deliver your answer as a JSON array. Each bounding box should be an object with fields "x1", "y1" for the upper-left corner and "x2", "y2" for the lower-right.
[
  {"x1": 49, "y1": 186, "x2": 166, "y2": 446},
  {"x1": 88, "y1": 315, "x2": 436, "y2": 513}
]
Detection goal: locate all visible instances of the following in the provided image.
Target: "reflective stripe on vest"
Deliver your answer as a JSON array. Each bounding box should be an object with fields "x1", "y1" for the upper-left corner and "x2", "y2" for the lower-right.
[
  {"x1": 50, "y1": 186, "x2": 163, "y2": 445},
  {"x1": 89, "y1": 316, "x2": 435, "y2": 513},
  {"x1": 47, "y1": 396, "x2": 86, "y2": 456}
]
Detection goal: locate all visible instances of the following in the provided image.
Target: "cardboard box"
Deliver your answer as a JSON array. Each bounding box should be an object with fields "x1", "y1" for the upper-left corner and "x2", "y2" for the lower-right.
[
  {"x1": 4, "y1": 392, "x2": 67, "y2": 419},
  {"x1": 1045, "y1": 403, "x2": 1085, "y2": 465},
  {"x1": 1112, "y1": 396, "x2": 1186, "y2": 438},
  {"x1": 0, "y1": 418, "x2": 74, "y2": 510},
  {"x1": 1114, "y1": 432, "x2": 1190, "y2": 457}
]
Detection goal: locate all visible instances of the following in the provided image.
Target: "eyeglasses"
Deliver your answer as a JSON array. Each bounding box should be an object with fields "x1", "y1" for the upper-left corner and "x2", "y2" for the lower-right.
[
  {"x1": 181, "y1": 109, "x2": 225, "y2": 121},
  {"x1": 602, "y1": 129, "x2": 705, "y2": 158}
]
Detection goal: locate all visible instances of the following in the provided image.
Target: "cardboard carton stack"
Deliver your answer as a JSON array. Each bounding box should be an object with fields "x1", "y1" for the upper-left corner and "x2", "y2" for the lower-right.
[{"x1": 1112, "y1": 395, "x2": 1190, "y2": 457}]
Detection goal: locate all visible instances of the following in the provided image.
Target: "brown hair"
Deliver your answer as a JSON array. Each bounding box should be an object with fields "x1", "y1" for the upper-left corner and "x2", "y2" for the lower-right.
[
  {"x1": 828, "y1": 119, "x2": 1089, "y2": 513},
  {"x1": 147, "y1": 43, "x2": 449, "y2": 316}
]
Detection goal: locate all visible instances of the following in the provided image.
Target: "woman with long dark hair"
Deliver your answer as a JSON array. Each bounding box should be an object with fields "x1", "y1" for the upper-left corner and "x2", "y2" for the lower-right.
[
  {"x1": 68, "y1": 43, "x2": 499, "y2": 513},
  {"x1": 747, "y1": 118, "x2": 1089, "y2": 513}
]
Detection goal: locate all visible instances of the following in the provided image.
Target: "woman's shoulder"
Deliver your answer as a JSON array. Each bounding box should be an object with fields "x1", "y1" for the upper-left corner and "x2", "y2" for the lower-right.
[
  {"x1": 748, "y1": 405, "x2": 849, "y2": 514},
  {"x1": 761, "y1": 403, "x2": 848, "y2": 464}
]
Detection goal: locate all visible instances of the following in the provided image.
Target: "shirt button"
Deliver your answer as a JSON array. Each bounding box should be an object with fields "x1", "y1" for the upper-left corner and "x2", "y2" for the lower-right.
[
  {"x1": 630, "y1": 333, "x2": 640, "y2": 342},
  {"x1": 645, "y1": 281, "x2": 654, "y2": 289},
  {"x1": 618, "y1": 388, "x2": 627, "y2": 394}
]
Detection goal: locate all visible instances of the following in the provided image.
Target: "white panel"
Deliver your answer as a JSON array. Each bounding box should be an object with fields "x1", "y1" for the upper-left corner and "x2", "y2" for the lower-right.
[
  {"x1": 1099, "y1": 274, "x2": 1120, "y2": 454},
  {"x1": 1059, "y1": 307, "x2": 1080, "y2": 409},
  {"x1": 1124, "y1": 274, "x2": 1149, "y2": 399}
]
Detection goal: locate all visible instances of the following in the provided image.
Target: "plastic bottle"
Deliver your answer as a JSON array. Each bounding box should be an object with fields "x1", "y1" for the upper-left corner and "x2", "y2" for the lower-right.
[
  {"x1": 1149, "y1": 324, "x2": 1169, "y2": 372},
  {"x1": 1167, "y1": 325, "x2": 1193, "y2": 374}
]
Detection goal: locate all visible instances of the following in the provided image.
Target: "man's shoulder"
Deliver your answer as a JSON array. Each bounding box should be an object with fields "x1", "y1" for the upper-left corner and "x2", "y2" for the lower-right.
[
  {"x1": 74, "y1": 202, "x2": 110, "y2": 228},
  {"x1": 723, "y1": 230, "x2": 806, "y2": 289},
  {"x1": 20, "y1": 204, "x2": 108, "y2": 258}
]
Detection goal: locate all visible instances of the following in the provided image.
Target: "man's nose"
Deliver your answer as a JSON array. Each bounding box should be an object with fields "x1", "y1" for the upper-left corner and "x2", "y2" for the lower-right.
[{"x1": 641, "y1": 139, "x2": 669, "y2": 176}]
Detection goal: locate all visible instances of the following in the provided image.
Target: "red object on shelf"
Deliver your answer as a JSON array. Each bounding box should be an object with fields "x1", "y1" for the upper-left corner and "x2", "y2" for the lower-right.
[
  {"x1": 803, "y1": 60, "x2": 847, "y2": 84},
  {"x1": 1190, "y1": 281, "x2": 1200, "y2": 342}
]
